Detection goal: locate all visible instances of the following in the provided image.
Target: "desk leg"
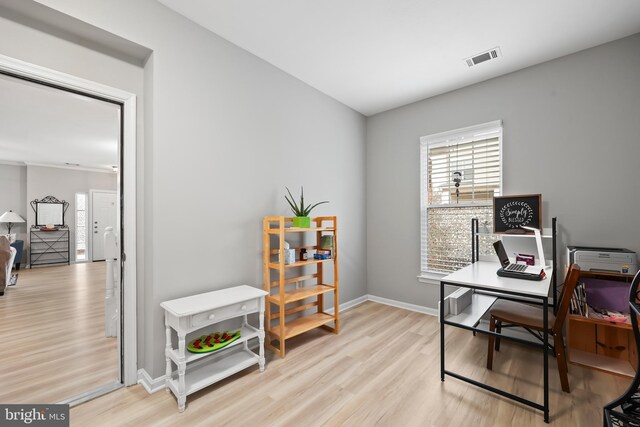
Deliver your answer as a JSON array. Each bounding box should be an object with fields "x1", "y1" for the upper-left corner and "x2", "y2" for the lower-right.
[
  {"x1": 440, "y1": 281, "x2": 445, "y2": 382},
  {"x1": 543, "y1": 297, "x2": 549, "y2": 423}
]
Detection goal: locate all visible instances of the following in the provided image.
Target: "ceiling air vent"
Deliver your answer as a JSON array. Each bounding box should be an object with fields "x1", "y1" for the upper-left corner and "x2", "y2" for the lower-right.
[{"x1": 465, "y1": 47, "x2": 502, "y2": 68}]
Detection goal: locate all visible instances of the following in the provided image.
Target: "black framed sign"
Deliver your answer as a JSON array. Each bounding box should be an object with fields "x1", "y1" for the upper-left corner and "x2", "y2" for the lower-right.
[{"x1": 493, "y1": 194, "x2": 542, "y2": 233}]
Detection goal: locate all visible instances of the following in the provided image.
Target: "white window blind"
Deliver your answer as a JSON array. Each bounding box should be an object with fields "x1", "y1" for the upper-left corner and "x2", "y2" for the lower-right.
[{"x1": 420, "y1": 121, "x2": 502, "y2": 274}]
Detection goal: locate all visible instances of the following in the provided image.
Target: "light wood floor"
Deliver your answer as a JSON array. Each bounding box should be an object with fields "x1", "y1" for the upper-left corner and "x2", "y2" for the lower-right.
[
  {"x1": 0, "y1": 262, "x2": 118, "y2": 403},
  {"x1": 70, "y1": 301, "x2": 629, "y2": 426}
]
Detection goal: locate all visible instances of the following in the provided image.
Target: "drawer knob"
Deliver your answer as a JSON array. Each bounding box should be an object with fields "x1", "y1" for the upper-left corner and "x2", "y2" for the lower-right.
[
  {"x1": 241, "y1": 305, "x2": 247, "y2": 311},
  {"x1": 208, "y1": 314, "x2": 215, "y2": 320}
]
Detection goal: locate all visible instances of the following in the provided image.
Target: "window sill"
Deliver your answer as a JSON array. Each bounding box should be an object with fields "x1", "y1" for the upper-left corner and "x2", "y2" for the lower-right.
[{"x1": 417, "y1": 272, "x2": 446, "y2": 285}]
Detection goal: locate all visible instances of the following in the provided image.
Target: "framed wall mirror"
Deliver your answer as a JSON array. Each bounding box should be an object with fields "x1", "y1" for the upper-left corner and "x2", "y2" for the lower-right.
[{"x1": 31, "y1": 195, "x2": 69, "y2": 227}]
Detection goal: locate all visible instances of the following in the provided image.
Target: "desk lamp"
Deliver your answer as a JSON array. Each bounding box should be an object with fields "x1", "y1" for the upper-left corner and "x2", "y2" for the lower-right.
[{"x1": 521, "y1": 225, "x2": 547, "y2": 270}]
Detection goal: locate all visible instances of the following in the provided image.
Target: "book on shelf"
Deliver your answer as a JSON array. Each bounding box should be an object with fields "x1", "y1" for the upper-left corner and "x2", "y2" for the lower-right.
[
  {"x1": 587, "y1": 305, "x2": 631, "y2": 324},
  {"x1": 319, "y1": 235, "x2": 334, "y2": 251},
  {"x1": 570, "y1": 280, "x2": 631, "y2": 324},
  {"x1": 570, "y1": 282, "x2": 587, "y2": 316}
]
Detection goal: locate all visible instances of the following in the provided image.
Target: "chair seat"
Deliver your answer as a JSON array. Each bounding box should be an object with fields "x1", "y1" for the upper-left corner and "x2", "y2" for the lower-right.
[
  {"x1": 487, "y1": 265, "x2": 580, "y2": 394},
  {"x1": 489, "y1": 299, "x2": 555, "y2": 331}
]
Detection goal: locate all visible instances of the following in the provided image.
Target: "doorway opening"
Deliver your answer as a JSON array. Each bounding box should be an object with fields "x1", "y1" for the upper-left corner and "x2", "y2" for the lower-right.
[{"x1": 0, "y1": 53, "x2": 138, "y2": 405}]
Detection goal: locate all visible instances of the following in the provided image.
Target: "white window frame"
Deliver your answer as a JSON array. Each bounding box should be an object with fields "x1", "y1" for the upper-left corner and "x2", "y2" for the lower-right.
[
  {"x1": 418, "y1": 120, "x2": 503, "y2": 283},
  {"x1": 75, "y1": 192, "x2": 88, "y2": 263}
]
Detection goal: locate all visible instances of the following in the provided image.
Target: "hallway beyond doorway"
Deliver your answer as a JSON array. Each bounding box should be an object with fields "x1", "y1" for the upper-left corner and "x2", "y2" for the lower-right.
[{"x1": 0, "y1": 262, "x2": 118, "y2": 403}]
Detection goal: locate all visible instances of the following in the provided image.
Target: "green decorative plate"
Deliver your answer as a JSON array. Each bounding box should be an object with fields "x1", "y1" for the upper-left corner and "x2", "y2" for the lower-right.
[{"x1": 187, "y1": 331, "x2": 241, "y2": 353}]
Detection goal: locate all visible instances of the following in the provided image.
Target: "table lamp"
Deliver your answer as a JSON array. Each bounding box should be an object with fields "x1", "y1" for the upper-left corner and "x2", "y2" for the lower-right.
[{"x1": 0, "y1": 210, "x2": 25, "y2": 234}]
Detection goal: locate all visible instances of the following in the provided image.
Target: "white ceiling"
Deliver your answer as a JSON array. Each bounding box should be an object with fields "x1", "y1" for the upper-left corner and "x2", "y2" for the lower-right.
[
  {"x1": 0, "y1": 73, "x2": 119, "y2": 171},
  {"x1": 158, "y1": 0, "x2": 640, "y2": 116}
]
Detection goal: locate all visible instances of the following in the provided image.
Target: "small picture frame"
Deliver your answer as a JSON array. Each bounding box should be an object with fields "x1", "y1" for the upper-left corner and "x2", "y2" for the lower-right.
[{"x1": 493, "y1": 194, "x2": 542, "y2": 233}]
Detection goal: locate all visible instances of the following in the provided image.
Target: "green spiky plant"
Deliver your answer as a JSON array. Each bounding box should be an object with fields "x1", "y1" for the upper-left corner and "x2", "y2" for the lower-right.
[{"x1": 285, "y1": 187, "x2": 328, "y2": 227}]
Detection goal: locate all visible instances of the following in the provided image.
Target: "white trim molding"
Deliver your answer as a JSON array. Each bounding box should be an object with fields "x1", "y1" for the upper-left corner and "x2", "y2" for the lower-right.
[
  {"x1": 419, "y1": 120, "x2": 503, "y2": 147},
  {"x1": 59, "y1": 382, "x2": 123, "y2": 407},
  {"x1": 367, "y1": 294, "x2": 438, "y2": 316},
  {"x1": 137, "y1": 369, "x2": 166, "y2": 394},
  {"x1": 24, "y1": 161, "x2": 116, "y2": 174},
  {"x1": 0, "y1": 53, "x2": 138, "y2": 386},
  {"x1": 0, "y1": 160, "x2": 27, "y2": 167},
  {"x1": 324, "y1": 294, "x2": 368, "y2": 315},
  {"x1": 417, "y1": 272, "x2": 445, "y2": 285}
]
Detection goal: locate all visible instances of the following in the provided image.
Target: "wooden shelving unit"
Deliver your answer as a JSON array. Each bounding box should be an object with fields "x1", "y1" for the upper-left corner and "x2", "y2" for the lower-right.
[
  {"x1": 263, "y1": 216, "x2": 339, "y2": 357},
  {"x1": 567, "y1": 271, "x2": 637, "y2": 378}
]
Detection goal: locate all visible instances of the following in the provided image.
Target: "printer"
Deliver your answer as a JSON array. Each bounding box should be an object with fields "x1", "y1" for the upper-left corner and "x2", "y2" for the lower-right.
[{"x1": 568, "y1": 246, "x2": 638, "y2": 275}]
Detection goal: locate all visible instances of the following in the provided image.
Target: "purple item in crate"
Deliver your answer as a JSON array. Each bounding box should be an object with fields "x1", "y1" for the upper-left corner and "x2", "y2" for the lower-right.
[{"x1": 583, "y1": 278, "x2": 631, "y2": 314}]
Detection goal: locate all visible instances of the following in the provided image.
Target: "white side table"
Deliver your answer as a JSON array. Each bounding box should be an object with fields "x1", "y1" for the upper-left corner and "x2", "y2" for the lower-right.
[{"x1": 161, "y1": 285, "x2": 267, "y2": 412}]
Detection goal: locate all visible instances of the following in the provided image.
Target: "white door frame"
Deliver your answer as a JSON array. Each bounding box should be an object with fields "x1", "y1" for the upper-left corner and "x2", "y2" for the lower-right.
[
  {"x1": 0, "y1": 53, "x2": 138, "y2": 386},
  {"x1": 89, "y1": 189, "x2": 117, "y2": 262}
]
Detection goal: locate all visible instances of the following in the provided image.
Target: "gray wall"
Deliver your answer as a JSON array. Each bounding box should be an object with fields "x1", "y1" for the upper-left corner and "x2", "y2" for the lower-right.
[
  {"x1": 26, "y1": 165, "x2": 117, "y2": 263},
  {"x1": 0, "y1": 164, "x2": 28, "y2": 244},
  {"x1": 366, "y1": 33, "x2": 640, "y2": 309},
  {"x1": 19, "y1": 0, "x2": 368, "y2": 378}
]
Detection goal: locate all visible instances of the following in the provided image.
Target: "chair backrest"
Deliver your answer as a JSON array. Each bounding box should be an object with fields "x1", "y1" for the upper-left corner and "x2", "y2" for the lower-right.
[{"x1": 552, "y1": 264, "x2": 581, "y2": 334}]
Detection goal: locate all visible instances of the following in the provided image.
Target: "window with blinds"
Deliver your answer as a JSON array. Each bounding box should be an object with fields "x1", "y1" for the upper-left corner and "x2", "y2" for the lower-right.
[{"x1": 420, "y1": 121, "x2": 502, "y2": 274}]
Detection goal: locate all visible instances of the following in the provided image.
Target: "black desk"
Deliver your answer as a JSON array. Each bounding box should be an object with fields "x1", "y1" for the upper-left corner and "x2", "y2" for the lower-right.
[{"x1": 440, "y1": 261, "x2": 554, "y2": 423}]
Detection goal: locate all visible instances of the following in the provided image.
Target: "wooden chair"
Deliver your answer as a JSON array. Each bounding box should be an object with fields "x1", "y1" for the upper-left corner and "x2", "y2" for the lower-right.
[{"x1": 486, "y1": 264, "x2": 581, "y2": 393}]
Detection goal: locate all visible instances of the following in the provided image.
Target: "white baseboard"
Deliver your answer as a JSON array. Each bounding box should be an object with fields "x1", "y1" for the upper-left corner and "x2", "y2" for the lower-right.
[
  {"x1": 137, "y1": 369, "x2": 166, "y2": 394},
  {"x1": 367, "y1": 294, "x2": 438, "y2": 316},
  {"x1": 325, "y1": 294, "x2": 368, "y2": 314},
  {"x1": 326, "y1": 293, "x2": 436, "y2": 317}
]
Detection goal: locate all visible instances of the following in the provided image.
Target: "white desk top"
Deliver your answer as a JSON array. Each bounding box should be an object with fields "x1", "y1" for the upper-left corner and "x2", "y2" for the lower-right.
[
  {"x1": 441, "y1": 261, "x2": 553, "y2": 298},
  {"x1": 161, "y1": 285, "x2": 268, "y2": 317}
]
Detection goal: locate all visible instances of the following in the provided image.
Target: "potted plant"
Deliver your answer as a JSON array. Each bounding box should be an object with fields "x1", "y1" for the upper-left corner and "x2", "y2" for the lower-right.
[{"x1": 285, "y1": 187, "x2": 328, "y2": 228}]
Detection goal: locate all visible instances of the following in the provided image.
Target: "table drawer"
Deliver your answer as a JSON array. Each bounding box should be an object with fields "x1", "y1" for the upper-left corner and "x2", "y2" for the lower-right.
[{"x1": 190, "y1": 299, "x2": 258, "y2": 328}]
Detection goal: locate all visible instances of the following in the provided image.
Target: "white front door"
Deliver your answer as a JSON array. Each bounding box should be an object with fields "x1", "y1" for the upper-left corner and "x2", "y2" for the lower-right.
[{"x1": 91, "y1": 190, "x2": 117, "y2": 261}]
